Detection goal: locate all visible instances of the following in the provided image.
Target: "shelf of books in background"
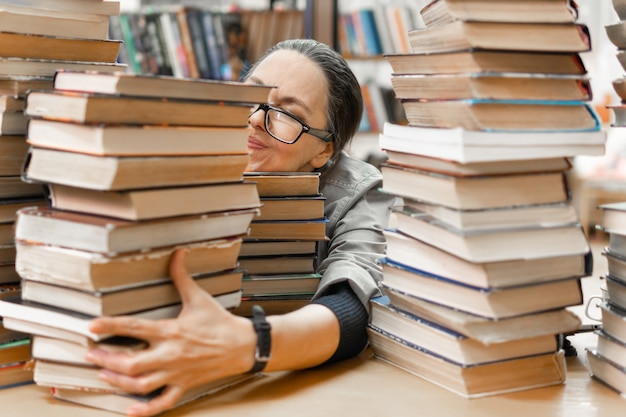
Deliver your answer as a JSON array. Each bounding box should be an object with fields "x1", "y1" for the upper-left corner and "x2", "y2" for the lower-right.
[
  {"x1": 109, "y1": 3, "x2": 303, "y2": 81},
  {"x1": 233, "y1": 172, "x2": 327, "y2": 316},
  {"x1": 336, "y1": 1, "x2": 413, "y2": 135},
  {"x1": 0, "y1": 65, "x2": 278, "y2": 413},
  {"x1": 367, "y1": 0, "x2": 609, "y2": 398},
  {"x1": 586, "y1": 0, "x2": 626, "y2": 396},
  {"x1": 0, "y1": 0, "x2": 129, "y2": 391}
]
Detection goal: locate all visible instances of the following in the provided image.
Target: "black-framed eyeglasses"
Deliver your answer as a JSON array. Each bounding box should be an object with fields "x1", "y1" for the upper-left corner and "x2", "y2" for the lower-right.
[{"x1": 249, "y1": 103, "x2": 333, "y2": 144}]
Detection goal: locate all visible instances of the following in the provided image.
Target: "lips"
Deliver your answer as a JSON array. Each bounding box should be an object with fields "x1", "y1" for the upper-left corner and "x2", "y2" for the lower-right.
[{"x1": 247, "y1": 136, "x2": 268, "y2": 150}]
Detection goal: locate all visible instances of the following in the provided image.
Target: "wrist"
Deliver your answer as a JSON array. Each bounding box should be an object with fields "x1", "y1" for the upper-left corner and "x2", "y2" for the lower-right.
[{"x1": 249, "y1": 305, "x2": 271, "y2": 373}]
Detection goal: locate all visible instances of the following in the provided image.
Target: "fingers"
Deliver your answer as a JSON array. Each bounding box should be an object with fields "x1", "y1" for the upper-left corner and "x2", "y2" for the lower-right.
[
  {"x1": 169, "y1": 248, "x2": 201, "y2": 306},
  {"x1": 89, "y1": 316, "x2": 163, "y2": 340},
  {"x1": 127, "y1": 385, "x2": 184, "y2": 417}
]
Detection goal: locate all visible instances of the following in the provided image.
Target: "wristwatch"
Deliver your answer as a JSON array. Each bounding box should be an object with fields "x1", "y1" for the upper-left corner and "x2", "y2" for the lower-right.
[{"x1": 250, "y1": 305, "x2": 271, "y2": 373}]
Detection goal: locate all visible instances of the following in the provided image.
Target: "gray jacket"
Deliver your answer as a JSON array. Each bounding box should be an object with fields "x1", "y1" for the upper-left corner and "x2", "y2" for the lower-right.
[{"x1": 314, "y1": 151, "x2": 395, "y2": 313}]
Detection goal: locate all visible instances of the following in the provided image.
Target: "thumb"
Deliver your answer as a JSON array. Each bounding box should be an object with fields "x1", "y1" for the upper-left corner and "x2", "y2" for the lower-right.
[{"x1": 169, "y1": 248, "x2": 201, "y2": 306}]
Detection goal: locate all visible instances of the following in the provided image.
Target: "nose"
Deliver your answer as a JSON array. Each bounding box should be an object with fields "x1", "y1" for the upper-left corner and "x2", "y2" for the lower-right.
[{"x1": 248, "y1": 106, "x2": 265, "y2": 130}]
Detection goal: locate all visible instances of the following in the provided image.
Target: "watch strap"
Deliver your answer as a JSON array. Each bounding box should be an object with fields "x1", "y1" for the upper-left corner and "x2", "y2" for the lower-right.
[{"x1": 250, "y1": 304, "x2": 271, "y2": 373}]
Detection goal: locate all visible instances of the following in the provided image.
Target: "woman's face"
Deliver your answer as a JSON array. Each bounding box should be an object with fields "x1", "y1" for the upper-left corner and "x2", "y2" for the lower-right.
[{"x1": 246, "y1": 49, "x2": 334, "y2": 172}]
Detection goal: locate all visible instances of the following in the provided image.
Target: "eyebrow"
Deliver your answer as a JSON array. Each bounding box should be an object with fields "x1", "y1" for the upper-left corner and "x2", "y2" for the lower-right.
[{"x1": 248, "y1": 76, "x2": 313, "y2": 115}]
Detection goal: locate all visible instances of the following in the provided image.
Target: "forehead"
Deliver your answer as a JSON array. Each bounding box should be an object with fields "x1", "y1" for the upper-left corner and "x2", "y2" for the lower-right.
[{"x1": 251, "y1": 49, "x2": 328, "y2": 111}]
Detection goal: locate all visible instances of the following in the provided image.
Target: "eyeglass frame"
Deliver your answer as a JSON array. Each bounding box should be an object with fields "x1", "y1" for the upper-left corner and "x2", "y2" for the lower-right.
[{"x1": 250, "y1": 103, "x2": 333, "y2": 144}]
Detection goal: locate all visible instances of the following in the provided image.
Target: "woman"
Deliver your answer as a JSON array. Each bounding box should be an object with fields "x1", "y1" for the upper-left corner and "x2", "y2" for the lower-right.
[{"x1": 86, "y1": 39, "x2": 394, "y2": 417}]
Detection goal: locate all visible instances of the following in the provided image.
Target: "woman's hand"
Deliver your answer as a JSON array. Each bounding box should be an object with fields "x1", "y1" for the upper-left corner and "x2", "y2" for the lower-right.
[{"x1": 86, "y1": 248, "x2": 256, "y2": 417}]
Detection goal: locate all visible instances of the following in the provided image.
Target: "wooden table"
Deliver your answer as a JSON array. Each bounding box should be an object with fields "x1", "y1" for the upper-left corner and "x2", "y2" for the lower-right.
[{"x1": 0, "y1": 332, "x2": 623, "y2": 417}]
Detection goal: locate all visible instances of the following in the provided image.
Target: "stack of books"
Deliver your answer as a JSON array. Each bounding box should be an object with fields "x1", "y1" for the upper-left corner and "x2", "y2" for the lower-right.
[
  {"x1": 233, "y1": 172, "x2": 327, "y2": 316},
  {"x1": 0, "y1": 71, "x2": 273, "y2": 412},
  {"x1": 369, "y1": 0, "x2": 607, "y2": 398},
  {"x1": 0, "y1": 0, "x2": 126, "y2": 391},
  {"x1": 588, "y1": 203, "x2": 626, "y2": 394},
  {"x1": 586, "y1": 0, "x2": 626, "y2": 394}
]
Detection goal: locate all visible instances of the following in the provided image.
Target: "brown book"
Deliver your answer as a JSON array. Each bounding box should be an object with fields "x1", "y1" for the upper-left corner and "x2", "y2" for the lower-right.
[
  {"x1": 0, "y1": 338, "x2": 31, "y2": 366},
  {"x1": 0, "y1": 198, "x2": 46, "y2": 223},
  {"x1": 24, "y1": 90, "x2": 251, "y2": 127},
  {"x1": 613, "y1": 78, "x2": 626, "y2": 102},
  {"x1": 420, "y1": 0, "x2": 577, "y2": 27},
  {"x1": 383, "y1": 151, "x2": 571, "y2": 177},
  {"x1": 256, "y1": 196, "x2": 325, "y2": 221},
  {"x1": 0, "y1": 96, "x2": 24, "y2": 112},
  {"x1": 400, "y1": 100, "x2": 599, "y2": 131},
  {"x1": 239, "y1": 256, "x2": 316, "y2": 276},
  {"x1": 0, "y1": 361, "x2": 33, "y2": 389},
  {"x1": 16, "y1": 237, "x2": 243, "y2": 292},
  {"x1": 1, "y1": 0, "x2": 120, "y2": 15},
  {"x1": 14, "y1": 206, "x2": 258, "y2": 255},
  {"x1": 407, "y1": 21, "x2": 591, "y2": 54},
  {"x1": 0, "y1": 58, "x2": 126, "y2": 78},
  {"x1": 606, "y1": 20, "x2": 626, "y2": 49},
  {"x1": 23, "y1": 147, "x2": 249, "y2": 190},
  {"x1": 380, "y1": 122, "x2": 606, "y2": 163},
  {"x1": 244, "y1": 172, "x2": 321, "y2": 197},
  {"x1": 248, "y1": 219, "x2": 328, "y2": 241},
  {"x1": 47, "y1": 182, "x2": 261, "y2": 221},
  {"x1": 239, "y1": 240, "x2": 317, "y2": 257},
  {"x1": 0, "y1": 135, "x2": 28, "y2": 176},
  {"x1": 27, "y1": 120, "x2": 250, "y2": 156},
  {"x1": 391, "y1": 208, "x2": 589, "y2": 263},
  {"x1": 0, "y1": 245, "x2": 15, "y2": 265},
  {"x1": 0, "y1": 265, "x2": 19, "y2": 285},
  {"x1": 53, "y1": 71, "x2": 274, "y2": 103},
  {"x1": 381, "y1": 165, "x2": 570, "y2": 210},
  {"x1": 20, "y1": 271, "x2": 243, "y2": 316},
  {"x1": 232, "y1": 294, "x2": 312, "y2": 316},
  {"x1": 368, "y1": 326, "x2": 566, "y2": 398},
  {"x1": 47, "y1": 373, "x2": 257, "y2": 414},
  {"x1": 0, "y1": 224, "x2": 15, "y2": 246},
  {"x1": 385, "y1": 50, "x2": 587, "y2": 75},
  {"x1": 370, "y1": 298, "x2": 558, "y2": 366},
  {"x1": 0, "y1": 4, "x2": 111, "y2": 39},
  {"x1": 242, "y1": 272, "x2": 321, "y2": 296},
  {"x1": 384, "y1": 229, "x2": 590, "y2": 288},
  {"x1": 381, "y1": 260, "x2": 583, "y2": 319},
  {"x1": 0, "y1": 77, "x2": 53, "y2": 96},
  {"x1": 0, "y1": 176, "x2": 44, "y2": 199},
  {"x1": 390, "y1": 73, "x2": 591, "y2": 101},
  {"x1": 0, "y1": 111, "x2": 27, "y2": 135},
  {"x1": 0, "y1": 32, "x2": 121, "y2": 62},
  {"x1": 385, "y1": 290, "x2": 581, "y2": 345}
]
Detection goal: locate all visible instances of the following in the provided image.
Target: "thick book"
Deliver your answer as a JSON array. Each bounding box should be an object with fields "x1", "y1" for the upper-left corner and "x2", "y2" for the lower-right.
[
  {"x1": 391, "y1": 208, "x2": 589, "y2": 263},
  {"x1": 242, "y1": 272, "x2": 321, "y2": 296},
  {"x1": 408, "y1": 21, "x2": 591, "y2": 54},
  {"x1": 16, "y1": 238, "x2": 243, "y2": 292},
  {"x1": 384, "y1": 50, "x2": 587, "y2": 75},
  {"x1": 53, "y1": 71, "x2": 274, "y2": 103},
  {"x1": 0, "y1": 176, "x2": 44, "y2": 199},
  {"x1": 239, "y1": 240, "x2": 317, "y2": 257},
  {"x1": 601, "y1": 303, "x2": 626, "y2": 346},
  {"x1": 0, "y1": 198, "x2": 46, "y2": 222},
  {"x1": 24, "y1": 90, "x2": 252, "y2": 127},
  {"x1": 610, "y1": 233, "x2": 626, "y2": 259},
  {"x1": 384, "y1": 229, "x2": 590, "y2": 289},
  {"x1": 381, "y1": 165, "x2": 570, "y2": 210},
  {"x1": 385, "y1": 290, "x2": 581, "y2": 344},
  {"x1": 596, "y1": 330, "x2": 626, "y2": 371},
  {"x1": 599, "y1": 203, "x2": 626, "y2": 236},
  {"x1": 256, "y1": 196, "x2": 325, "y2": 221},
  {"x1": 420, "y1": 0, "x2": 577, "y2": 26},
  {"x1": 0, "y1": 338, "x2": 31, "y2": 366},
  {"x1": 48, "y1": 373, "x2": 257, "y2": 415},
  {"x1": 0, "y1": 0, "x2": 121, "y2": 16},
  {"x1": 0, "y1": 32, "x2": 121, "y2": 63},
  {"x1": 14, "y1": 206, "x2": 258, "y2": 255},
  {"x1": 32, "y1": 334, "x2": 146, "y2": 366},
  {"x1": 239, "y1": 255, "x2": 316, "y2": 276},
  {"x1": 605, "y1": 275, "x2": 626, "y2": 312},
  {"x1": 370, "y1": 298, "x2": 558, "y2": 366},
  {"x1": 390, "y1": 73, "x2": 591, "y2": 101},
  {"x1": 604, "y1": 250, "x2": 626, "y2": 283},
  {"x1": 20, "y1": 271, "x2": 243, "y2": 316},
  {"x1": 399, "y1": 199, "x2": 579, "y2": 232},
  {"x1": 379, "y1": 122, "x2": 606, "y2": 163},
  {"x1": 400, "y1": 99, "x2": 599, "y2": 132},
  {"x1": 382, "y1": 151, "x2": 572, "y2": 177},
  {"x1": 248, "y1": 219, "x2": 328, "y2": 241},
  {"x1": 0, "y1": 135, "x2": 29, "y2": 176},
  {"x1": 380, "y1": 259, "x2": 584, "y2": 319},
  {"x1": 47, "y1": 182, "x2": 261, "y2": 221},
  {"x1": 0, "y1": 58, "x2": 125, "y2": 78},
  {"x1": 23, "y1": 148, "x2": 249, "y2": 190},
  {"x1": 368, "y1": 326, "x2": 566, "y2": 398},
  {"x1": 0, "y1": 76, "x2": 52, "y2": 96},
  {"x1": 244, "y1": 172, "x2": 321, "y2": 197},
  {"x1": 26, "y1": 120, "x2": 250, "y2": 156},
  {"x1": 0, "y1": 361, "x2": 33, "y2": 389},
  {"x1": 587, "y1": 348, "x2": 626, "y2": 396}
]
